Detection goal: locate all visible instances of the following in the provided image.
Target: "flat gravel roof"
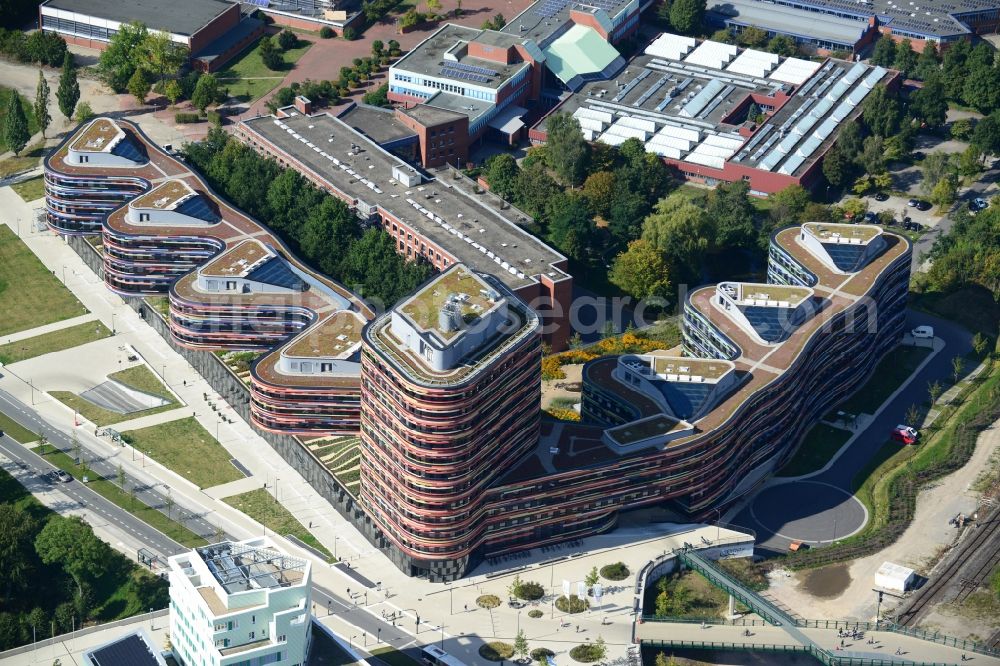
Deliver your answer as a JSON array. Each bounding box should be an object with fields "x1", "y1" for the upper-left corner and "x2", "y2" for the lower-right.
[{"x1": 42, "y1": 0, "x2": 233, "y2": 36}]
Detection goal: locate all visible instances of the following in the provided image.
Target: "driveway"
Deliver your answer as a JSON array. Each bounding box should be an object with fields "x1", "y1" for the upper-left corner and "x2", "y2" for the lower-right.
[{"x1": 730, "y1": 310, "x2": 974, "y2": 555}]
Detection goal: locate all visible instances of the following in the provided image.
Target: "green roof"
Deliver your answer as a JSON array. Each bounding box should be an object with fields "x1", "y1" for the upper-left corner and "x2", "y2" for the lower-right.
[{"x1": 542, "y1": 24, "x2": 621, "y2": 86}]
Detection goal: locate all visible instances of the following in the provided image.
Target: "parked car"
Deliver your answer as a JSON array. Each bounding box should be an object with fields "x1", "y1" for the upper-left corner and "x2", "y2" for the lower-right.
[
  {"x1": 911, "y1": 325, "x2": 934, "y2": 339},
  {"x1": 0, "y1": 429, "x2": 4, "y2": 438},
  {"x1": 912, "y1": 151, "x2": 926, "y2": 161},
  {"x1": 972, "y1": 197, "x2": 989, "y2": 212},
  {"x1": 904, "y1": 220, "x2": 923, "y2": 231},
  {"x1": 915, "y1": 200, "x2": 932, "y2": 211},
  {"x1": 874, "y1": 192, "x2": 890, "y2": 201},
  {"x1": 863, "y1": 211, "x2": 878, "y2": 223},
  {"x1": 907, "y1": 198, "x2": 919, "y2": 207},
  {"x1": 55, "y1": 470, "x2": 72, "y2": 483},
  {"x1": 891, "y1": 425, "x2": 920, "y2": 445}
]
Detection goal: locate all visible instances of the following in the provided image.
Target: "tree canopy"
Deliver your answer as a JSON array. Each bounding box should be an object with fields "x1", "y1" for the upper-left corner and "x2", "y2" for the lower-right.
[
  {"x1": 35, "y1": 516, "x2": 113, "y2": 597},
  {"x1": 545, "y1": 113, "x2": 589, "y2": 186},
  {"x1": 2, "y1": 91, "x2": 30, "y2": 155}
]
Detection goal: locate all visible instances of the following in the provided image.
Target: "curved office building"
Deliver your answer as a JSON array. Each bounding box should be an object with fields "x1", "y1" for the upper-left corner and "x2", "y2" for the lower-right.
[{"x1": 359, "y1": 265, "x2": 542, "y2": 578}]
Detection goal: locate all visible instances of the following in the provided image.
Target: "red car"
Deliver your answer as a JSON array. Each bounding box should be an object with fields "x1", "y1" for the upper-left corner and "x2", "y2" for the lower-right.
[{"x1": 891, "y1": 425, "x2": 919, "y2": 445}]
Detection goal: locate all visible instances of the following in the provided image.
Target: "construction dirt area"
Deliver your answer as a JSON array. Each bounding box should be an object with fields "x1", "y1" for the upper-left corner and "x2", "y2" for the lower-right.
[{"x1": 762, "y1": 419, "x2": 1000, "y2": 641}]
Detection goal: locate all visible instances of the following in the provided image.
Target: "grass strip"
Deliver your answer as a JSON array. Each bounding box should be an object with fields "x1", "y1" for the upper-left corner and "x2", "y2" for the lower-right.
[
  {"x1": 222, "y1": 488, "x2": 333, "y2": 560},
  {"x1": 370, "y1": 647, "x2": 423, "y2": 666},
  {"x1": 41, "y1": 447, "x2": 207, "y2": 547},
  {"x1": 49, "y1": 390, "x2": 181, "y2": 427},
  {"x1": 0, "y1": 411, "x2": 39, "y2": 443},
  {"x1": 0, "y1": 320, "x2": 112, "y2": 364},
  {"x1": 123, "y1": 417, "x2": 241, "y2": 489},
  {"x1": 9, "y1": 175, "x2": 45, "y2": 201},
  {"x1": 109, "y1": 364, "x2": 177, "y2": 403}
]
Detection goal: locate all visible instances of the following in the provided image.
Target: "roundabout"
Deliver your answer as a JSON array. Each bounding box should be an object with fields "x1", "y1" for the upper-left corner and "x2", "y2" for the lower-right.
[{"x1": 748, "y1": 480, "x2": 868, "y2": 546}]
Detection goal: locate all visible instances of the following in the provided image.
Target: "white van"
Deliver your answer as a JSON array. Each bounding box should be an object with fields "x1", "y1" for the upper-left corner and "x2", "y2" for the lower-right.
[{"x1": 911, "y1": 325, "x2": 934, "y2": 339}]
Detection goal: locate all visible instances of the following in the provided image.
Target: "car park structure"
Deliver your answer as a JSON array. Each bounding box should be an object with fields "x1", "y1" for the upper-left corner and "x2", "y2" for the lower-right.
[{"x1": 47, "y1": 115, "x2": 910, "y2": 579}]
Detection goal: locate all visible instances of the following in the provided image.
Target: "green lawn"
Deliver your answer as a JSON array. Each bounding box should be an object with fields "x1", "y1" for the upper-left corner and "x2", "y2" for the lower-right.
[
  {"x1": 0, "y1": 87, "x2": 38, "y2": 153},
  {"x1": 0, "y1": 411, "x2": 39, "y2": 443},
  {"x1": 123, "y1": 417, "x2": 241, "y2": 489},
  {"x1": 42, "y1": 448, "x2": 207, "y2": 547},
  {"x1": 0, "y1": 320, "x2": 112, "y2": 364},
  {"x1": 215, "y1": 37, "x2": 314, "y2": 102},
  {"x1": 109, "y1": 364, "x2": 176, "y2": 403},
  {"x1": 223, "y1": 488, "x2": 334, "y2": 560},
  {"x1": 49, "y1": 390, "x2": 180, "y2": 427},
  {"x1": 370, "y1": 648, "x2": 423, "y2": 666},
  {"x1": 776, "y1": 423, "x2": 852, "y2": 477},
  {"x1": 9, "y1": 175, "x2": 45, "y2": 201},
  {"x1": 835, "y1": 345, "x2": 931, "y2": 416},
  {"x1": 311, "y1": 628, "x2": 360, "y2": 666},
  {"x1": 0, "y1": 141, "x2": 45, "y2": 178},
  {"x1": 0, "y1": 225, "x2": 89, "y2": 336}
]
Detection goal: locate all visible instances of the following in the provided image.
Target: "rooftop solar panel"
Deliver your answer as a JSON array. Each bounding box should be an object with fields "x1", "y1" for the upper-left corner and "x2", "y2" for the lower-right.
[
  {"x1": 822, "y1": 242, "x2": 868, "y2": 272},
  {"x1": 659, "y1": 382, "x2": 713, "y2": 420},
  {"x1": 247, "y1": 257, "x2": 308, "y2": 291},
  {"x1": 742, "y1": 305, "x2": 797, "y2": 343},
  {"x1": 175, "y1": 195, "x2": 221, "y2": 224},
  {"x1": 88, "y1": 633, "x2": 162, "y2": 666},
  {"x1": 109, "y1": 136, "x2": 147, "y2": 163}
]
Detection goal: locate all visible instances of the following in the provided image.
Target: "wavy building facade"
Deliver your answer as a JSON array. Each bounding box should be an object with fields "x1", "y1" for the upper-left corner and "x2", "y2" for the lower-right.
[{"x1": 46, "y1": 116, "x2": 910, "y2": 580}]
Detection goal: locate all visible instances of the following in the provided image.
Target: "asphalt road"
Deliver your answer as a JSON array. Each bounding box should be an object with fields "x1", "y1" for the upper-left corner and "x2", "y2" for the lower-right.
[
  {"x1": 0, "y1": 388, "x2": 429, "y2": 663},
  {"x1": 0, "y1": 387, "x2": 223, "y2": 552},
  {"x1": 733, "y1": 309, "x2": 974, "y2": 553}
]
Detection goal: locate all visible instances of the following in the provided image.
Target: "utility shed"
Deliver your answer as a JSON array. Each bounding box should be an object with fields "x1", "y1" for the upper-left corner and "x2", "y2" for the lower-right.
[{"x1": 875, "y1": 561, "x2": 915, "y2": 593}]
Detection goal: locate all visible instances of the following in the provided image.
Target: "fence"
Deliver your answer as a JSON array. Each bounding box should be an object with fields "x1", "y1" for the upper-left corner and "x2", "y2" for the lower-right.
[{"x1": 0, "y1": 609, "x2": 169, "y2": 659}]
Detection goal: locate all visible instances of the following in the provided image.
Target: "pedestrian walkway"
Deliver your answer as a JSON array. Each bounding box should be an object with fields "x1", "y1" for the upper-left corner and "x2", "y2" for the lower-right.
[
  {"x1": 109, "y1": 405, "x2": 190, "y2": 431},
  {"x1": 1, "y1": 311, "x2": 100, "y2": 346},
  {"x1": 203, "y1": 475, "x2": 262, "y2": 500},
  {"x1": 636, "y1": 549, "x2": 1000, "y2": 665}
]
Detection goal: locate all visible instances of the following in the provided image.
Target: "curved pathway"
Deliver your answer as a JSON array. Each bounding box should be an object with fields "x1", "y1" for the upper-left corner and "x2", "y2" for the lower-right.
[{"x1": 731, "y1": 309, "x2": 974, "y2": 554}]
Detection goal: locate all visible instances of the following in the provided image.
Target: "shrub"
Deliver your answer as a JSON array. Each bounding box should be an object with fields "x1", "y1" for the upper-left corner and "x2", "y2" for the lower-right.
[
  {"x1": 531, "y1": 647, "x2": 554, "y2": 661},
  {"x1": 320, "y1": 26, "x2": 335, "y2": 38},
  {"x1": 569, "y1": 644, "x2": 603, "y2": 663},
  {"x1": 476, "y1": 594, "x2": 501, "y2": 609},
  {"x1": 206, "y1": 110, "x2": 222, "y2": 126},
  {"x1": 479, "y1": 642, "x2": 514, "y2": 661},
  {"x1": 277, "y1": 29, "x2": 298, "y2": 50},
  {"x1": 545, "y1": 407, "x2": 580, "y2": 422},
  {"x1": 600, "y1": 562, "x2": 630, "y2": 581},
  {"x1": 555, "y1": 595, "x2": 588, "y2": 613},
  {"x1": 510, "y1": 577, "x2": 545, "y2": 601},
  {"x1": 528, "y1": 609, "x2": 544, "y2": 619},
  {"x1": 342, "y1": 27, "x2": 358, "y2": 40},
  {"x1": 175, "y1": 112, "x2": 201, "y2": 124},
  {"x1": 74, "y1": 101, "x2": 94, "y2": 123}
]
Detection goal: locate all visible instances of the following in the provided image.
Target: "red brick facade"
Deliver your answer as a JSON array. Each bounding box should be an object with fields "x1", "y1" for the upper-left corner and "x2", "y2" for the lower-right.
[{"x1": 394, "y1": 109, "x2": 470, "y2": 168}]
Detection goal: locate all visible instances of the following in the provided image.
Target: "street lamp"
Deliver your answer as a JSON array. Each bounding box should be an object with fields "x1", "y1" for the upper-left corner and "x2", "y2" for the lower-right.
[{"x1": 111, "y1": 312, "x2": 116, "y2": 334}]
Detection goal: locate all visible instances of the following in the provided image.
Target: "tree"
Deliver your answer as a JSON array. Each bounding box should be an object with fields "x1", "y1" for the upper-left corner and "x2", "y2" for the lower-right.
[
  {"x1": 585, "y1": 566, "x2": 600, "y2": 588},
  {"x1": 371, "y1": 39, "x2": 384, "y2": 57},
  {"x1": 905, "y1": 404, "x2": 920, "y2": 428},
  {"x1": 513, "y1": 630, "x2": 529, "y2": 660},
  {"x1": 962, "y1": 62, "x2": 1000, "y2": 114},
  {"x1": 277, "y1": 29, "x2": 298, "y2": 51},
  {"x1": 609, "y1": 240, "x2": 671, "y2": 301},
  {"x1": 822, "y1": 145, "x2": 851, "y2": 188},
  {"x1": 74, "y1": 101, "x2": 94, "y2": 123},
  {"x1": 0, "y1": 505, "x2": 39, "y2": 599},
  {"x1": 767, "y1": 184, "x2": 810, "y2": 225},
  {"x1": 841, "y1": 197, "x2": 868, "y2": 220},
  {"x1": 655, "y1": 653, "x2": 680, "y2": 666},
  {"x1": 363, "y1": 83, "x2": 390, "y2": 107},
  {"x1": 972, "y1": 332, "x2": 989, "y2": 357},
  {"x1": 34, "y1": 70, "x2": 50, "y2": 139},
  {"x1": 97, "y1": 21, "x2": 149, "y2": 92},
  {"x1": 116, "y1": 464, "x2": 126, "y2": 490},
  {"x1": 913, "y1": 41, "x2": 940, "y2": 81},
  {"x1": 767, "y1": 35, "x2": 796, "y2": 57},
  {"x1": 927, "y1": 380, "x2": 943, "y2": 405},
  {"x1": 920, "y1": 151, "x2": 953, "y2": 195},
  {"x1": 582, "y1": 171, "x2": 616, "y2": 218},
  {"x1": 950, "y1": 118, "x2": 975, "y2": 141},
  {"x1": 738, "y1": 26, "x2": 767, "y2": 48},
  {"x1": 892, "y1": 39, "x2": 917, "y2": 78},
  {"x1": 592, "y1": 636, "x2": 607, "y2": 662},
  {"x1": 951, "y1": 355, "x2": 965, "y2": 385},
  {"x1": 669, "y1": 0, "x2": 705, "y2": 35},
  {"x1": 164, "y1": 490, "x2": 175, "y2": 519},
  {"x1": 142, "y1": 30, "x2": 187, "y2": 85},
  {"x1": 862, "y1": 86, "x2": 900, "y2": 137},
  {"x1": 958, "y1": 145, "x2": 983, "y2": 177},
  {"x1": 909, "y1": 75, "x2": 947, "y2": 127},
  {"x1": 484, "y1": 153, "x2": 519, "y2": 200},
  {"x1": 259, "y1": 36, "x2": 283, "y2": 71},
  {"x1": 546, "y1": 193, "x2": 596, "y2": 261},
  {"x1": 2, "y1": 92, "x2": 30, "y2": 156},
  {"x1": 127, "y1": 67, "x2": 151, "y2": 105},
  {"x1": 26, "y1": 608, "x2": 47, "y2": 638},
  {"x1": 545, "y1": 113, "x2": 588, "y2": 186},
  {"x1": 607, "y1": 190, "x2": 650, "y2": 246},
  {"x1": 481, "y1": 13, "x2": 505, "y2": 29},
  {"x1": 641, "y1": 194, "x2": 712, "y2": 281},
  {"x1": 929, "y1": 174, "x2": 957, "y2": 208},
  {"x1": 56, "y1": 51, "x2": 79, "y2": 121},
  {"x1": 860, "y1": 135, "x2": 886, "y2": 175},
  {"x1": 164, "y1": 79, "x2": 182, "y2": 106},
  {"x1": 837, "y1": 120, "x2": 863, "y2": 162},
  {"x1": 707, "y1": 180, "x2": 755, "y2": 248},
  {"x1": 426, "y1": 0, "x2": 441, "y2": 13},
  {"x1": 870, "y1": 37, "x2": 897, "y2": 67},
  {"x1": 971, "y1": 112, "x2": 1000, "y2": 156},
  {"x1": 191, "y1": 73, "x2": 219, "y2": 112},
  {"x1": 35, "y1": 516, "x2": 112, "y2": 597}
]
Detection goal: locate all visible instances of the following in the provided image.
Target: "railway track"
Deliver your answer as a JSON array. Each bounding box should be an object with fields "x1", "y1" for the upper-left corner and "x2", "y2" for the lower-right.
[{"x1": 896, "y1": 504, "x2": 1000, "y2": 627}]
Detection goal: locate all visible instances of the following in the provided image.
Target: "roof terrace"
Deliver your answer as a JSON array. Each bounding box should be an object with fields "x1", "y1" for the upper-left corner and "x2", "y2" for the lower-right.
[
  {"x1": 196, "y1": 542, "x2": 306, "y2": 595},
  {"x1": 70, "y1": 117, "x2": 123, "y2": 153},
  {"x1": 130, "y1": 179, "x2": 196, "y2": 211},
  {"x1": 199, "y1": 240, "x2": 274, "y2": 279},
  {"x1": 721, "y1": 282, "x2": 812, "y2": 306},
  {"x1": 398, "y1": 267, "x2": 500, "y2": 343},
  {"x1": 804, "y1": 222, "x2": 881, "y2": 244},
  {"x1": 648, "y1": 356, "x2": 733, "y2": 381},
  {"x1": 282, "y1": 311, "x2": 364, "y2": 360},
  {"x1": 392, "y1": 24, "x2": 531, "y2": 90}
]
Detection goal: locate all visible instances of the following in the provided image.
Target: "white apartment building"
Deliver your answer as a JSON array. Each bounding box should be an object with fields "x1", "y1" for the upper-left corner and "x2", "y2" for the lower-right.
[{"x1": 168, "y1": 538, "x2": 312, "y2": 666}]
